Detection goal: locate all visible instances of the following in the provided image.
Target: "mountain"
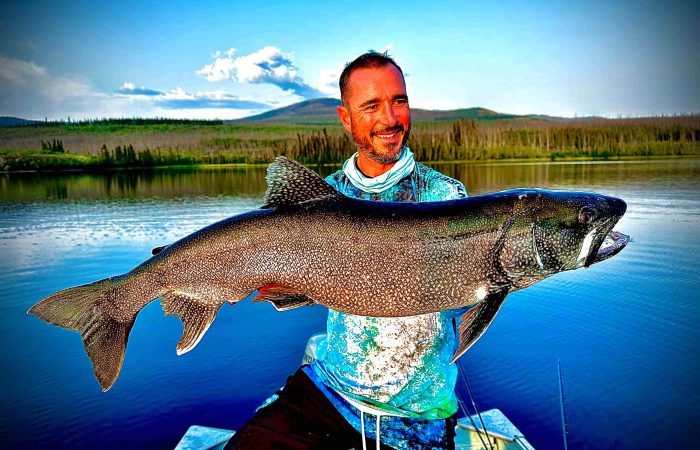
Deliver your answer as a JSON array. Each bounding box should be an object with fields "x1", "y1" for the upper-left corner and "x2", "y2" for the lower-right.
[
  {"x1": 228, "y1": 98, "x2": 561, "y2": 125},
  {"x1": 411, "y1": 107, "x2": 521, "y2": 121},
  {"x1": 0, "y1": 116, "x2": 41, "y2": 127},
  {"x1": 230, "y1": 98, "x2": 343, "y2": 125},
  {"x1": 2, "y1": 102, "x2": 607, "y2": 128}
]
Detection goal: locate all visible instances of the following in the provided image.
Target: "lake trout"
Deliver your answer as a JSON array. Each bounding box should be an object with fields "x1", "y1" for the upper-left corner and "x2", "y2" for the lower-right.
[{"x1": 29, "y1": 156, "x2": 629, "y2": 391}]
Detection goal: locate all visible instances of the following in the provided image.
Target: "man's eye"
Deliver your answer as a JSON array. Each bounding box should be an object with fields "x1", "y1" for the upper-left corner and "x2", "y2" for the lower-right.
[
  {"x1": 395, "y1": 99, "x2": 407, "y2": 106},
  {"x1": 364, "y1": 104, "x2": 378, "y2": 111}
]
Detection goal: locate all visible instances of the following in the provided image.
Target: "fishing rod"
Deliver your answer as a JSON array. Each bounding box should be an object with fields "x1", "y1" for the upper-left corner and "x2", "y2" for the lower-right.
[
  {"x1": 455, "y1": 385, "x2": 490, "y2": 450},
  {"x1": 457, "y1": 360, "x2": 494, "y2": 450},
  {"x1": 558, "y1": 360, "x2": 570, "y2": 450}
]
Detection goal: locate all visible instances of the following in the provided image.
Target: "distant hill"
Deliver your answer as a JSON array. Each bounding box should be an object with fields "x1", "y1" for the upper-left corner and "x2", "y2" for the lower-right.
[
  {"x1": 230, "y1": 98, "x2": 344, "y2": 125},
  {"x1": 229, "y1": 98, "x2": 567, "y2": 125},
  {"x1": 411, "y1": 107, "x2": 522, "y2": 122},
  {"x1": 0, "y1": 116, "x2": 41, "y2": 127},
  {"x1": 2, "y1": 103, "x2": 612, "y2": 128}
]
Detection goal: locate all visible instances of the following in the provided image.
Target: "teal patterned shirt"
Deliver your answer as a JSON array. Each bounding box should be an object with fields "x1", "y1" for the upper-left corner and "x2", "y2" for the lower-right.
[{"x1": 304, "y1": 161, "x2": 468, "y2": 448}]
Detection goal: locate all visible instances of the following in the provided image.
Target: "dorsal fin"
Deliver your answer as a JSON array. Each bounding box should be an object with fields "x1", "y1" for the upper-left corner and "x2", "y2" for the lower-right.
[{"x1": 262, "y1": 156, "x2": 340, "y2": 209}]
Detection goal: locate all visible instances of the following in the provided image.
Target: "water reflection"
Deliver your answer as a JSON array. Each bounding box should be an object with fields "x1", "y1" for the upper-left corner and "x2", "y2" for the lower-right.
[
  {"x1": 429, "y1": 159, "x2": 700, "y2": 194},
  {"x1": 3, "y1": 159, "x2": 697, "y2": 203},
  {"x1": 1, "y1": 166, "x2": 272, "y2": 202}
]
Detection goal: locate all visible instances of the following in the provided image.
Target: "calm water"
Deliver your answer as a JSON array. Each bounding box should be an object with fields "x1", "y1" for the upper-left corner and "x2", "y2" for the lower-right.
[{"x1": 1, "y1": 160, "x2": 698, "y2": 449}]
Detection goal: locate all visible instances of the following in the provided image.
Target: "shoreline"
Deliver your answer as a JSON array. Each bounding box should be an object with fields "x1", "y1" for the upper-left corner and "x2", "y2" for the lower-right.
[{"x1": 1, "y1": 154, "x2": 697, "y2": 174}]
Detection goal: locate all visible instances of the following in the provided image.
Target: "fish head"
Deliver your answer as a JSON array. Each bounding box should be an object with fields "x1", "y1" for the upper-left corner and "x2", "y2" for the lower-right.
[{"x1": 501, "y1": 189, "x2": 629, "y2": 289}]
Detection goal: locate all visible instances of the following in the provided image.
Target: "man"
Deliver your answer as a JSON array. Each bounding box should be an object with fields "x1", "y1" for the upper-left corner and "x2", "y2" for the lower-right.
[{"x1": 227, "y1": 52, "x2": 467, "y2": 450}]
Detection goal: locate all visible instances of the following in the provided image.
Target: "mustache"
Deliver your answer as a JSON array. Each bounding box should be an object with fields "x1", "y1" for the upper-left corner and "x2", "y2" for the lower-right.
[{"x1": 371, "y1": 125, "x2": 404, "y2": 136}]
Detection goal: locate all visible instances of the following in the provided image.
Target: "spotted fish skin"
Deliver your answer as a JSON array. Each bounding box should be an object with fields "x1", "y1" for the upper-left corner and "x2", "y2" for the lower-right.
[{"x1": 28, "y1": 157, "x2": 628, "y2": 391}]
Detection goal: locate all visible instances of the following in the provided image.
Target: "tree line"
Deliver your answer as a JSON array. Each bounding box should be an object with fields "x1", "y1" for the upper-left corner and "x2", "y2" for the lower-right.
[
  {"x1": 1, "y1": 117, "x2": 698, "y2": 171},
  {"x1": 279, "y1": 119, "x2": 699, "y2": 163}
]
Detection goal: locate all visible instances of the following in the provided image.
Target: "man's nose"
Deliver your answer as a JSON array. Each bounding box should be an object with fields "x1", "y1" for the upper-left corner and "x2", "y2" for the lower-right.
[{"x1": 379, "y1": 102, "x2": 398, "y2": 126}]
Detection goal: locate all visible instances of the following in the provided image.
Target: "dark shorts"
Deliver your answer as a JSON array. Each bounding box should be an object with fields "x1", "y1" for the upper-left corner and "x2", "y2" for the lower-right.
[{"x1": 225, "y1": 368, "x2": 453, "y2": 450}]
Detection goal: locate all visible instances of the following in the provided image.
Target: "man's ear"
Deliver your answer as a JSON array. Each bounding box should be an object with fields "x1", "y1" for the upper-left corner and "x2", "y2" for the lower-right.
[{"x1": 337, "y1": 105, "x2": 352, "y2": 133}]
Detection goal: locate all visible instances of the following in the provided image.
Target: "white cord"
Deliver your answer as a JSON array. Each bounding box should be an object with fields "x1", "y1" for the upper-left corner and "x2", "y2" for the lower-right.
[
  {"x1": 360, "y1": 411, "x2": 367, "y2": 450},
  {"x1": 338, "y1": 392, "x2": 402, "y2": 450}
]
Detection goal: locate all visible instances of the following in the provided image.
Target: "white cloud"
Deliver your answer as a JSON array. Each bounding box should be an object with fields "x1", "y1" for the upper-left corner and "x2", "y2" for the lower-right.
[
  {"x1": 197, "y1": 46, "x2": 288, "y2": 83},
  {"x1": 196, "y1": 46, "x2": 324, "y2": 98},
  {"x1": 119, "y1": 86, "x2": 271, "y2": 110},
  {"x1": 0, "y1": 55, "x2": 47, "y2": 82},
  {"x1": 160, "y1": 87, "x2": 189, "y2": 99},
  {"x1": 318, "y1": 65, "x2": 342, "y2": 96},
  {"x1": 115, "y1": 82, "x2": 162, "y2": 96},
  {"x1": 0, "y1": 54, "x2": 95, "y2": 101},
  {"x1": 0, "y1": 55, "x2": 278, "y2": 120}
]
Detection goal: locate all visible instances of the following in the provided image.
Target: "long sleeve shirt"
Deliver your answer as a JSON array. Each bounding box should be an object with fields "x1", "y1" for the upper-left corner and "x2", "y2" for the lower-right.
[{"x1": 304, "y1": 161, "x2": 468, "y2": 449}]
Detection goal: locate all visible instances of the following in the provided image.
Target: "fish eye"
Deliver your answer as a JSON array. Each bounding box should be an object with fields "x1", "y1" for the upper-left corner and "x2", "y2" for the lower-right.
[{"x1": 578, "y1": 207, "x2": 596, "y2": 224}]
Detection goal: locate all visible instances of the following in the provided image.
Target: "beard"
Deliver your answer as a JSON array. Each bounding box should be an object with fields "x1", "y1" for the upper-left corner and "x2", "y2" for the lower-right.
[{"x1": 351, "y1": 123, "x2": 411, "y2": 165}]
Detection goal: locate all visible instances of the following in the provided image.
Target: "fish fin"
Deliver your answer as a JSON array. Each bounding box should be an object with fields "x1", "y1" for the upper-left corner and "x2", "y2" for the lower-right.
[
  {"x1": 151, "y1": 245, "x2": 167, "y2": 255},
  {"x1": 253, "y1": 284, "x2": 314, "y2": 311},
  {"x1": 161, "y1": 292, "x2": 221, "y2": 356},
  {"x1": 28, "y1": 277, "x2": 134, "y2": 392},
  {"x1": 451, "y1": 289, "x2": 508, "y2": 363},
  {"x1": 262, "y1": 156, "x2": 341, "y2": 209}
]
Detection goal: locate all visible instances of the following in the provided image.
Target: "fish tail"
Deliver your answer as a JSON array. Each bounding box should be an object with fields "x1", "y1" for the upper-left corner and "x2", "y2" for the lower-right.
[{"x1": 28, "y1": 276, "x2": 135, "y2": 392}]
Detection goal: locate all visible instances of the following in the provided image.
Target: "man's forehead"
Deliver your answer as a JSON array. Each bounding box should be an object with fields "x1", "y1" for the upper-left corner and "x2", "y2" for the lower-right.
[{"x1": 346, "y1": 65, "x2": 407, "y2": 100}]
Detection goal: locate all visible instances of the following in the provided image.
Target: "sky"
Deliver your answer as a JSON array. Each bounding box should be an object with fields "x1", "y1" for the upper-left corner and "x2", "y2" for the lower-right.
[{"x1": 0, "y1": 0, "x2": 698, "y2": 120}]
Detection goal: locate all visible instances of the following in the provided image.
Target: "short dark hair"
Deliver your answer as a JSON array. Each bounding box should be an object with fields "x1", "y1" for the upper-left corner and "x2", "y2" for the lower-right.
[{"x1": 339, "y1": 51, "x2": 404, "y2": 105}]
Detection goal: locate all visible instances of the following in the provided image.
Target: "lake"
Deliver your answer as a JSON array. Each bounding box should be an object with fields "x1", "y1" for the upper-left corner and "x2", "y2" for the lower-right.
[{"x1": 1, "y1": 159, "x2": 698, "y2": 449}]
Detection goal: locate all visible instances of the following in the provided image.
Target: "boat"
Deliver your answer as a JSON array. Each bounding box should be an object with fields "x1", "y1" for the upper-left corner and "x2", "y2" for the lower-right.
[{"x1": 176, "y1": 334, "x2": 536, "y2": 449}]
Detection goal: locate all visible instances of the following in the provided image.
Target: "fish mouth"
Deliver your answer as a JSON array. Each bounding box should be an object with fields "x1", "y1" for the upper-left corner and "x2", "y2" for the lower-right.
[
  {"x1": 585, "y1": 196, "x2": 629, "y2": 267},
  {"x1": 593, "y1": 230, "x2": 630, "y2": 263}
]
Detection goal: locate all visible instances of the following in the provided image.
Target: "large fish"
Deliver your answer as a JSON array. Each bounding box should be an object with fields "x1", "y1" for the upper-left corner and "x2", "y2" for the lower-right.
[{"x1": 29, "y1": 157, "x2": 629, "y2": 391}]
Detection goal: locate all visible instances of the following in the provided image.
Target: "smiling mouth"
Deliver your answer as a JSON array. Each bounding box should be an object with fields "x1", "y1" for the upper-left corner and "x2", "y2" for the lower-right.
[{"x1": 372, "y1": 128, "x2": 403, "y2": 141}]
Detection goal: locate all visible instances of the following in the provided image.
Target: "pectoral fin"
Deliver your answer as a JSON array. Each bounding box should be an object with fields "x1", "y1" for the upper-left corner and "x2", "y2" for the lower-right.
[
  {"x1": 161, "y1": 292, "x2": 221, "y2": 355},
  {"x1": 451, "y1": 289, "x2": 508, "y2": 363},
  {"x1": 253, "y1": 284, "x2": 314, "y2": 311}
]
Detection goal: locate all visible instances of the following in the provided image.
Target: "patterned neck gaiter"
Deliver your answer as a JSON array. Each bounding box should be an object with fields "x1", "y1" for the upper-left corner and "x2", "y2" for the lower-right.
[{"x1": 343, "y1": 147, "x2": 415, "y2": 193}]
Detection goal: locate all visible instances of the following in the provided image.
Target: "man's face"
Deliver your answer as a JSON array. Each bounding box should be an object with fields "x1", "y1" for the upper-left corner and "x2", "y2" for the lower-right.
[{"x1": 338, "y1": 64, "x2": 411, "y2": 165}]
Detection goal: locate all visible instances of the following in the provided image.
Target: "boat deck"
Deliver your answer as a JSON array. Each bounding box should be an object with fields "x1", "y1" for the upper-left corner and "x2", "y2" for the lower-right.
[{"x1": 176, "y1": 408, "x2": 535, "y2": 450}]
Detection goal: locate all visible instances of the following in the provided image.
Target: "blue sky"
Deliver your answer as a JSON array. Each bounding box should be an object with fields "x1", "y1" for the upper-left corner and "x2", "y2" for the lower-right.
[{"x1": 1, "y1": 0, "x2": 698, "y2": 120}]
